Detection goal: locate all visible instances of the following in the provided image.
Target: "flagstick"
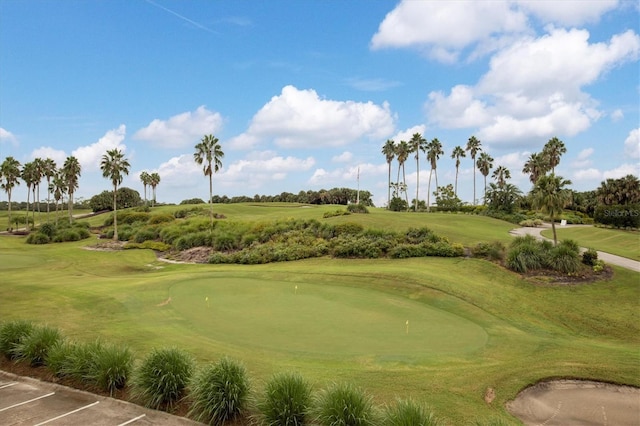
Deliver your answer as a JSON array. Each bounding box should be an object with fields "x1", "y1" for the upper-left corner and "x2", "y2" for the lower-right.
[{"x1": 406, "y1": 320, "x2": 409, "y2": 335}]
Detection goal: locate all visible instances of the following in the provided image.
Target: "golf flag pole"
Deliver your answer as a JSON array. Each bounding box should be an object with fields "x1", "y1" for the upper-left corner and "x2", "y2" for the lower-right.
[
  {"x1": 295, "y1": 285, "x2": 298, "y2": 295},
  {"x1": 406, "y1": 320, "x2": 409, "y2": 335},
  {"x1": 206, "y1": 296, "x2": 209, "y2": 308}
]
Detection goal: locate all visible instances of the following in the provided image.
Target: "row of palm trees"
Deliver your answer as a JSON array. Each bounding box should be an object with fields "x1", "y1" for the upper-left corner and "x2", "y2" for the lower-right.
[
  {"x1": 139, "y1": 171, "x2": 161, "y2": 207},
  {"x1": 0, "y1": 155, "x2": 82, "y2": 231}
]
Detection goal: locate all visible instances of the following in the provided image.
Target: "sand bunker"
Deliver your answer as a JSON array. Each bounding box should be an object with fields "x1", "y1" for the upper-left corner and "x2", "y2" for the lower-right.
[{"x1": 507, "y1": 380, "x2": 640, "y2": 425}]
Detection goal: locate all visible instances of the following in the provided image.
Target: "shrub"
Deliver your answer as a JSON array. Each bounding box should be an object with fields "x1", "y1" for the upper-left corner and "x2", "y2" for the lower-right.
[
  {"x1": 582, "y1": 248, "x2": 598, "y2": 266},
  {"x1": 0, "y1": 319, "x2": 35, "y2": 360},
  {"x1": 132, "y1": 347, "x2": 195, "y2": 410},
  {"x1": 505, "y1": 236, "x2": 545, "y2": 273},
  {"x1": 63, "y1": 340, "x2": 104, "y2": 381},
  {"x1": 125, "y1": 241, "x2": 171, "y2": 251},
  {"x1": 472, "y1": 241, "x2": 505, "y2": 261},
  {"x1": 90, "y1": 343, "x2": 133, "y2": 395},
  {"x1": 26, "y1": 232, "x2": 51, "y2": 244},
  {"x1": 347, "y1": 204, "x2": 369, "y2": 214},
  {"x1": 314, "y1": 383, "x2": 376, "y2": 426},
  {"x1": 383, "y1": 399, "x2": 443, "y2": 426},
  {"x1": 334, "y1": 222, "x2": 364, "y2": 236},
  {"x1": 46, "y1": 340, "x2": 75, "y2": 377},
  {"x1": 148, "y1": 214, "x2": 175, "y2": 225},
  {"x1": 133, "y1": 228, "x2": 157, "y2": 243},
  {"x1": 323, "y1": 209, "x2": 350, "y2": 218},
  {"x1": 14, "y1": 324, "x2": 63, "y2": 366},
  {"x1": 558, "y1": 239, "x2": 580, "y2": 255},
  {"x1": 547, "y1": 244, "x2": 581, "y2": 274},
  {"x1": 38, "y1": 222, "x2": 57, "y2": 238},
  {"x1": 180, "y1": 198, "x2": 206, "y2": 205},
  {"x1": 257, "y1": 372, "x2": 312, "y2": 426},
  {"x1": 188, "y1": 357, "x2": 250, "y2": 425}
]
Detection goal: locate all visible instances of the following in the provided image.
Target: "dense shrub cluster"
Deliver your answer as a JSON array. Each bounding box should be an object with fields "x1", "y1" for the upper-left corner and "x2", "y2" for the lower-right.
[
  {"x1": 26, "y1": 221, "x2": 91, "y2": 245},
  {"x1": 594, "y1": 204, "x2": 640, "y2": 229},
  {"x1": 505, "y1": 235, "x2": 582, "y2": 274},
  {"x1": 347, "y1": 203, "x2": 369, "y2": 214},
  {"x1": 471, "y1": 241, "x2": 506, "y2": 261}
]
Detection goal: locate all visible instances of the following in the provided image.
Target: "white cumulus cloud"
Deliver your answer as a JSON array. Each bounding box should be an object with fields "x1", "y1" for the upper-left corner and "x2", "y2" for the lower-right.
[
  {"x1": 30, "y1": 147, "x2": 67, "y2": 167},
  {"x1": 134, "y1": 106, "x2": 223, "y2": 149},
  {"x1": 72, "y1": 125, "x2": 127, "y2": 171},
  {"x1": 0, "y1": 128, "x2": 18, "y2": 145},
  {"x1": 228, "y1": 85, "x2": 396, "y2": 150},
  {"x1": 624, "y1": 128, "x2": 640, "y2": 159},
  {"x1": 516, "y1": 0, "x2": 618, "y2": 26}
]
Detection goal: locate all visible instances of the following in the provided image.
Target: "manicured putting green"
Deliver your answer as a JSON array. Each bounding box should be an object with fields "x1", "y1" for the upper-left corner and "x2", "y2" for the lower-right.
[
  {"x1": 170, "y1": 276, "x2": 487, "y2": 357},
  {"x1": 0, "y1": 254, "x2": 42, "y2": 270}
]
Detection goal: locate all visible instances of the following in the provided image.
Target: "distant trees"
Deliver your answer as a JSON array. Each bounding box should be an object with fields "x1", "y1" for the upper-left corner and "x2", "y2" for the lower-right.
[
  {"x1": 381, "y1": 140, "x2": 396, "y2": 209},
  {"x1": 89, "y1": 188, "x2": 141, "y2": 212},
  {"x1": 409, "y1": 133, "x2": 427, "y2": 212},
  {"x1": 465, "y1": 136, "x2": 482, "y2": 205},
  {"x1": 426, "y1": 138, "x2": 443, "y2": 212},
  {"x1": 476, "y1": 152, "x2": 494, "y2": 204},
  {"x1": 451, "y1": 146, "x2": 466, "y2": 197},
  {"x1": 149, "y1": 173, "x2": 160, "y2": 206},
  {"x1": 0, "y1": 156, "x2": 22, "y2": 231},
  {"x1": 62, "y1": 156, "x2": 81, "y2": 224}
]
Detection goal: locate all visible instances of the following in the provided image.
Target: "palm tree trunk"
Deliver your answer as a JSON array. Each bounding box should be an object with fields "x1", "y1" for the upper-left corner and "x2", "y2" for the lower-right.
[
  {"x1": 427, "y1": 169, "x2": 433, "y2": 212},
  {"x1": 387, "y1": 163, "x2": 391, "y2": 209},
  {"x1": 68, "y1": 191, "x2": 73, "y2": 224},
  {"x1": 483, "y1": 176, "x2": 487, "y2": 204},
  {"x1": 25, "y1": 186, "x2": 31, "y2": 232},
  {"x1": 209, "y1": 169, "x2": 213, "y2": 228},
  {"x1": 454, "y1": 166, "x2": 459, "y2": 197},
  {"x1": 113, "y1": 184, "x2": 118, "y2": 241},
  {"x1": 7, "y1": 193, "x2": 12, "y2": 232},
  {"x1": 473, "y1": 163, "x2": 477, "y2": 205},
  {"x1": 402, "y1": 164, "x2": 408, "y2": 207},
  {"x1": 551, "y1": 220, "x2": 558, "y2": 246},
  {"x1": 415, "y1": 157, "x2": 420, "y2": 212}
]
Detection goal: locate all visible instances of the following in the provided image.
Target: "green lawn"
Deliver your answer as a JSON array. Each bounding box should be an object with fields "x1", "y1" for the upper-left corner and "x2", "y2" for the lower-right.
[
  {"x1": 541, "y1": 225, "x2": 640, "y2": 261},
  {"x1": 1, "y1": 216, "x2": 638, "y2": 424}
]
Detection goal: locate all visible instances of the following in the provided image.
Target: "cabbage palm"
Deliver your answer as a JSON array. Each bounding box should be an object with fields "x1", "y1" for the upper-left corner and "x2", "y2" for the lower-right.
[
  {"x1": 140, "y1": 171, "x2": 150, "y2": 205},
  {"x1": 21, "y1": 162, "x2": 37, "y2": 231},
  {"x1": 194, "y1": 134, "x2": 224, "y2": 226},
  {"x1": 50, "y1": 170, "x2": 66, "y2": 226},
  {"x1": 542, "y1": 137, "x2": 566, "y2": 174},
  {"x1": 409, "y1": 133, "x2": 427, "y2": 212},
  {"x1": 149, "y1": 172, "x2": 160, "y2": 206},
  {"x1": 41, "y1": 158, "x2": 57, "y2": 222},
  {"x1": 532, "y1": 174, "x2": 572, "y2": 245},
  {"x1": 1, "y1": 156, "x2": 22, "y2": 231},
  {"x1": 492, "y1": 165, "x2": 511, "y2": 188},
  {"x1": 465, "y1": 136, "x2": 482, "y2": 204},
  {"x1": 426, "y1": 138, "x2": 444, "y2": 212},
  {"x1": 62, "y1": 156, "x2": 81, "y2": 224},
  {"x1": 381, "y1": 139, "x2": 396, "y2": 209},
  {"x1": 101, "y1": 149, "x2": 131, "y2": 241},
  {"x1": 522, "y1": 152, "x2": 548, "y2": 185},
  {"x1": 476, "y1": 152, "x2": 494, "y2": 204},
  {"x1": 395, "y1": 140, "x2": 410, "y2": 207},
  {"x1": 451, "y1": 145, "x2": 466, "y2": 197},
  {"x1": 32, "y1": 158, "x2": 45, "y2": 216}
]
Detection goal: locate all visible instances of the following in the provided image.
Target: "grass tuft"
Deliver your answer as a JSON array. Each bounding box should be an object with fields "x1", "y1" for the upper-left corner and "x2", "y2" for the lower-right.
[
  {"x1": 0, "y1": 319, "x2": 35, "y2": 360},
  {"x1": 13, "y1": 324, "x2": 62, "y2": 366},
  {"x1": 313, "y1": 382, "x2": 376, "y2": 426},
  {"x1": 257, "y1": 372, "x2": 312, "y2": 426},
  {"x1": 383, "y1": 399, "x2": 443, "y2": 426}
]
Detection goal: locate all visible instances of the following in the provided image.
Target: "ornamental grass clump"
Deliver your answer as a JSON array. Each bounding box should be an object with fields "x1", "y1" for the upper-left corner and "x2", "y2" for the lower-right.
[
  {"x1": 132, "y1": 347, "x2": 195, "y2": 411},
  {"x1": 257, "y1": 372, "x2": 312, "y2": 426},
  {"x1": 0, "y1": 319, "x2": 35, "y2": 360},
  {"x1": 90, "y1": 343, "x2": 133, "y2": 395},
  {"x1": 13, "y1": 324, "x2": 62, "y2": 366},
  {"x1": 313, "y1": 383, "x2": 376, "y2": 426},
  {"x1": 383, "y1": 399, "x2": 443, "y2": 426},
  {"x1": 188, "y1": 357, "x2": 250, "y2": 425}
]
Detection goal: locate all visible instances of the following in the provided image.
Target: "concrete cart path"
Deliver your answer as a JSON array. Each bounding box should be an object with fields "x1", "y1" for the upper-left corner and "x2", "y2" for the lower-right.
[
  {"x1": 0, "y1": 371, "x2": 203, "y2": 426},
  {"x1": 509, "y1": 224, "x2": 640, "y2": 273}
]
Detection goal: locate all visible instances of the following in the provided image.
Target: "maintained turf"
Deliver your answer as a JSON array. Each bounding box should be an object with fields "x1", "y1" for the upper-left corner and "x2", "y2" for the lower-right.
[
  {"x1": 1, "y1": 205, "x2": 638, "y2": 423},
  {"x1": 540, "y1": 225, "x2": 640, "y2": 261}
]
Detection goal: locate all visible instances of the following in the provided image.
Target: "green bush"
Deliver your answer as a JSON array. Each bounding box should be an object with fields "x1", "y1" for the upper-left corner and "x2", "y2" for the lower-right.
[
  {"x1": 547, "y1": 244, "x2": 581, "y2": 274},
  {"x1": 257, "y1": 372, "x2": 312, "y2": 426},
  {"x1": 472, "y1": 241, "x2": 505, "y2": 261},
  {"x1": 90, "y1": 343, "x2": 133, "y2": 395},
  {"x1": 26, "y1": 232, "x2": 51, "y2": 244},
  {"x1": 313, "y1": 383, "x2": 376, "y2": 426},
  {"x1": 132, "y1": 347, "x2": 195, "y2": 410},
  {"x1": 188, "y1": 357, "x2": 250, "y2": 425},
  {"x1": 14, "y1": 324, "x2": 63, "y2": 366},
  {"x1": 334, "y1": 222, "x2": 364, "y2": 236},
  {"x1": 505, "y1": 236, "x2": 545, "y2": 273},
  {"x1": 323, "y1": 209, "x2": 350, "y2": 218},
  {"x1": 38, "y1": 222, "x2": 57, "y2": 238},
  {"x1": 148, "y1": 214, "x2": 175, "y2": 225},
  {"x1": 47, "y1": 340, "x2": 75, "y2": 377},
  {"x1": 0, "y1": 319, "x2": 35, "y2": 360},
  {"x1": 133, "y1": 228, "x2": 157, "y2": 243},
  {"x1": 383, "y1": 399, "x2": 443, "y2": 426},
  {"x1": 347, "y1": 204, "x2": 369, "y2": 214},
  {"x1": 582, "y1": 248, "x2": 598, "y2": 266},
  {"x1": 594, "y1": 204, "x2": 640, "y2": 228}
]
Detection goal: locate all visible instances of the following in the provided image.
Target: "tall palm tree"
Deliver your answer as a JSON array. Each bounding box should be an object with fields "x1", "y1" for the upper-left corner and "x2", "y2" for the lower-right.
[
  {"x1": 381, "y1": 139, "x2": 396, "y2": 209},
  {"x1": 492, "y1": 165, "x2": 511, "y2": 188},
  {"x1": 409, "y1": 133, "x2": 427, "y2": 211},
  {"x1": 451, "y1": 145, "x2": 466, "y2": 197},
  {"x1": 532, "y1": 174, "x2": 572, "y2": 245},
  {"x1": 395, "y1": 140, "x2": 410, "y2": 207},
  {"x1": 149, "y1": 172, "x2": 160, "y2": 206},
  {"x1": 140, "y1": 171, "x2": 150, "y2": 205},
  {"x1": 62, "y1": 156, "x2": 81, "y2": 224},
  {"x1": 476, "y1": 152, "x2": 494, "y2": 204},
  {"x1": 426, "y1": 138, "x2": 444, "y2": 212},
  {"x1": 101, "y1": 149, "x2": 131, "y2": 241},
  {"x1": 542, "y1": 137, "x2": 566, "y2": 174},
  {"x1": 32, "y1": 157, "x2": 45, "y2": 216},
  {"x1": 21, "y1": 162, "x2": 37, "y2": 231},
  {"x1": 50, "y1": 170, "x2": 66, "y2": 226},
  {"x1": 465, "y1": 136, "x2": 482, "y2": 205},
  {"x1": 41, "y1": 158, "x2": 57, "y2": 222},
  {"x1": 0, "y1": 156, "x2": 22, "y2": 231},
  {"x1": 522, "y1": 152, "x2": 548, "y2": 185},
  {"x1": 194, "y1": 134, "x2": 224, "y2": 226}
]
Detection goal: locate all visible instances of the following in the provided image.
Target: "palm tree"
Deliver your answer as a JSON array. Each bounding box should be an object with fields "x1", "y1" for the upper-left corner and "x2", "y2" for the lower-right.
[
  {"x1": 41, "y1": 158, "x2": 57, "y2": 222},
  {"x1": 451, "y1": 146, "x2": 466, "y2": 197},
  {"x1": 101, "y1": 149, "x2": 131, "y2": 241},
  {"x1": 62, "y1": 156, "x2": 81, "y2": 224},
  {"x1": 381, "y1": 139, "x2": 396, "y2": 209},
  {"x1": 140, "y1": 171, "x2": 150, "y2": 205},
  {"x1": 532, "y1": 174, "x2": 572, "y2": 245},
  {"x1": 492, "y1": 165, "x2": 511, "y2": 188},
  {"x1": 395, "y1": 140, "x2": 410, "y2": 207},
  {"x1": 522, "y1": 152, "x2": 548, "y2": 185},
  {"x1": 542, "y1": 137, "x2": 566, "y2": 174},
  {"x1": 0, "y1": 156, "x2": 21, "y2": 231},
  {"x1": 194, "y1": 134, "x2": 224, "y2": 226},
  {"x1": 21, "y1": 162, "x2": 37, "y2": 231},
  {"x1": 476, "y1": 152, "x2": 494, "y2": 204},
  {"x1": 32, "y1": 157, "x2": 45, "y2": 216},
  {"x1": 409, "y1": 133, "x2": 427, "y2": 211},
  {"x1": 149, "y1": 172, "x2": 160, "y2": 206},
  {"x1": 465, "y1": 136, "x2": 482, "y2": 204},
  {"x1": 426, "y1": 138, "x2": 444, "y2": 212},
  {"x1": 50, "y1": 170, "x2": 66, "y2": 226}
]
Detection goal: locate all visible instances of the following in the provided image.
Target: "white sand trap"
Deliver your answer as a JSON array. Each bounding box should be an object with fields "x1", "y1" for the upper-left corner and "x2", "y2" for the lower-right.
[{"x1": 507, "y1": 380, "x2": 640, "y2": 425}]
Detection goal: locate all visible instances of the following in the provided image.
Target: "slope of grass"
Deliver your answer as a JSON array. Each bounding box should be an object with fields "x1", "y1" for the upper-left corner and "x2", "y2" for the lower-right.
[
  {"x1": 540, "y1": 225, "x2": 640, "y2": 261},
  {"x1": 1, "y1": 221, "x2": 638, "y2": 424}
]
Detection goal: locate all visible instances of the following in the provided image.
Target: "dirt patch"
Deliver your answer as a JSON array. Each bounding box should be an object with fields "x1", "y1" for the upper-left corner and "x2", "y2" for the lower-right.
[
  {"x1": 507, "y1": 379, "x2": 640, "y2": 425},
  {"x1": 157, "y1": 297, "x2": 172, "y2": 307},
  {"x1": 522, "y1": 265, "x2": 614, "y2": 286},
  {"x1": 83, "y1": 240, "x2": 126, "y2": 251},
  {"x1": 160, "y1": 247, "x2": 213, "y2": 264}
]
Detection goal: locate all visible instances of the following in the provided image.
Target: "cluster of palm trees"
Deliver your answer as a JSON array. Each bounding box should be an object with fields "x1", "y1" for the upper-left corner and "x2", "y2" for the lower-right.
[
  {"x1": 382, "y1": 134, "x2": 503, "y2": 210},
  {"x1": 139, "y1": 171, "x2": 161, "y2": 207},
  {"x1": 0, "y1": 155, "x2": 82, "y2": 231}
]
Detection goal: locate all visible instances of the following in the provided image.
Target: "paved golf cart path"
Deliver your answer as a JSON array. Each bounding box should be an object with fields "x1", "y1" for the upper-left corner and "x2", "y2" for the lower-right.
[
  {"x1": 510, "y1": 223, "x2": 640, "y2": 272},
  {"x1": 0, "y1": 371, "x2": 203, "y2": 426}
]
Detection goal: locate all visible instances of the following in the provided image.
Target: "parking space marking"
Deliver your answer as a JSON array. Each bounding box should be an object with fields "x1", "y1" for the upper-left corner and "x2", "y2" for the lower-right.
[
  {"x1": 117, "y1": 414, "x2": 147, "y2": 425},
  {"x1": 33, "y1": 400, "x2": 100, "y2": 426},
  {"x1": 0, "y1": 391, "x2": 55, "y2": 412},
  {"x1": 0, "y1": 381, "x2": 17, "y2": 390}
]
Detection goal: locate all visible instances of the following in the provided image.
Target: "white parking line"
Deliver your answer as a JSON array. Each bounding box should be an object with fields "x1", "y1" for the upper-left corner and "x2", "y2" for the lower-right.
[
  {"x1": 0, "y1": 392, "x2": 56, "y2": 412},
  {"x1": 0, "y1": 382, "x2": 17, "y2": 390},
  {"x1": 34, "y1": 400, "x2": 100, "y2": 426},
  {"x1": 117, "y1": 414, "x2": 147, "y2": 425}
]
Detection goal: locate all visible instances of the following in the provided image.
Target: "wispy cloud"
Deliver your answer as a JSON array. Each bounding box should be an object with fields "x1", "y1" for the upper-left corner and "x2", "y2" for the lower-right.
[{"x1": 145, "y1": 0, "x2": 217, "y2": 34}]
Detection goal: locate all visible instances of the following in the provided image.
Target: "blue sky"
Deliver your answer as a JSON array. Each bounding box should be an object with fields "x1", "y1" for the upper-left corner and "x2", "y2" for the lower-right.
[{"x1": 1, "y1": 0, "x2": 638, "y2": 206}]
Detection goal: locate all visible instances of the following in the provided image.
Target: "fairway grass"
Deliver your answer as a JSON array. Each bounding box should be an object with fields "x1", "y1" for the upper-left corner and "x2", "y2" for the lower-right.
[
  {"x1": 1, "y1": 210, "x2": 638, "y2": 423},
  {"x1": 540, "y1": 225, "x2": 640, "y2": 261}
]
